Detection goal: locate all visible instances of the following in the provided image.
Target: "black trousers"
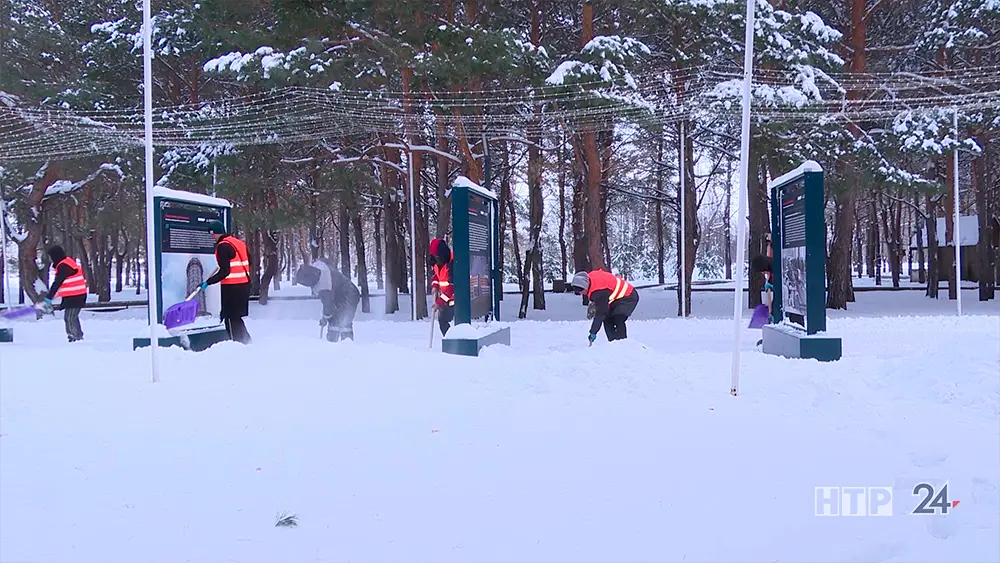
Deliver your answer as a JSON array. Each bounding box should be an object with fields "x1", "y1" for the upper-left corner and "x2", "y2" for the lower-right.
[
  {"x1": 59, "y1": 294, "x2": 86, "y2": 342},
  {"x1": 437, "y1": 304, "x2": 454, "y2": 336},
  {"x1": 602, "y1": 290, "x2": 639, "y2": 342},
  {"x1": 220, "y1": 283, "x2": 251, "y2": 344},
  {"x1": 63, "y1": 307, "x2": 83, "y2": 342},
  {"x1": 224, "y1": 317, "x2": 252, "y2": 344}
]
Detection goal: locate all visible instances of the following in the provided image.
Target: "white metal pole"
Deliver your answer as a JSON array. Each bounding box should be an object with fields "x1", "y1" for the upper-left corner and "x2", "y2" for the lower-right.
[
  {"x1": 0, "y1": 193, "x2": 11, "y2": 310},
  {"x1": 680, "y1": 120, "x2": 687, "y2": 317},
  {"x1": 731, "y1": 0, "x2": 756, "y2": 397},
  {"x1": 408, "y1": 148, "x2": 418, "y2": 322},
  {"x1": 0, "y1": 195, "x2": 9, "y2": 309},
  {"x1": 143, "y1": 0, "x2": 160, "y2": 383},
  {"x1": 953, "y1": 109, "x2": 962, "y2": 317}
]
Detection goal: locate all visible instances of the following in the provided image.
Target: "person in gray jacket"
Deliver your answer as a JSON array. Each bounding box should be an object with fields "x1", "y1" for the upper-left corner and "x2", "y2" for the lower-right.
[{"x1": 295, "y1": 259, "x2": 361, "y2": 342}]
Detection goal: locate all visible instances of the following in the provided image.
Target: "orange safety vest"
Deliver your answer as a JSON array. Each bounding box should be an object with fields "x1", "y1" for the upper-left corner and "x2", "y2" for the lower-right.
[
  {"x1": 585, "y1": 269, "x2": 634, "y2": 304},
  {"x1": 55, "y1": 256, "x2": 88, "y2": 298},
  {"x1": 431, "y1": 263, "x2": 455, "y2": 307},
  {"x1": 218, "y1": 235, "x2": 250, "y2": 285}
]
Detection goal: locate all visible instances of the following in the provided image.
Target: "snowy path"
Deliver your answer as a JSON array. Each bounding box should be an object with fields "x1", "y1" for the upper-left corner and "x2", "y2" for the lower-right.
[{"x1": 1, "y1": 303, "x2": 998, "y2": 562}]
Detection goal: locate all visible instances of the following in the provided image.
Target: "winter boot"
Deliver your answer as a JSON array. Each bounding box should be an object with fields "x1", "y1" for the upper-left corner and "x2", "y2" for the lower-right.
[{"x1": 326, "y1": 326, "x2": 341, "y2": 342}]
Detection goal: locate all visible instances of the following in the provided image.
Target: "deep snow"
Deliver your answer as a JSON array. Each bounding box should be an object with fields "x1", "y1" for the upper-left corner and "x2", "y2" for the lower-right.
[{"x1": 0, "y1": 290, "x2": 998, "y2": 563}]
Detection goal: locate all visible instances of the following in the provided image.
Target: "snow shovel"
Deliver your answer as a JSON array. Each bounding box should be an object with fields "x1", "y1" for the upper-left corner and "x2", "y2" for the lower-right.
[
  {"x1": 0, "y1": 305, "x2": 40, "y2": 320},
  {"x1": 164, "y1": 287, "x2": 203, "y2": 330},
  {"x1": 748, "y1": 289, "x2": 772, "y2": 329},
  {"x1": 428, "y1": 290, "x2": 439, "y2": 349},
  {"x1": 428, "y1": 307, "x2": 438, "y2": 349}
]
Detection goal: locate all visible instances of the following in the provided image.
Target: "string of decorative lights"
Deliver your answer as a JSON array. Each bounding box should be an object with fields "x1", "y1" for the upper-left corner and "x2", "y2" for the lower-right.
[{"x1": 1, "y1": 63, "x2": 996, "y2": 162}]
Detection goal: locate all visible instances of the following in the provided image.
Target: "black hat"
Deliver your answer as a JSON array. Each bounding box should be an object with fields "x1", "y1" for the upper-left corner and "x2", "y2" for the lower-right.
[
  {"x1": 47, "y1": 245, "x2": 66, "y2": 263},
  {"x1": 206, "y1": 220, "x2": 226, "y2": 234}
]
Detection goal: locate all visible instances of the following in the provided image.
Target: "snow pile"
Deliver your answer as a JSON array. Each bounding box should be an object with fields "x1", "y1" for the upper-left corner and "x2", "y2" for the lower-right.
[
  {"x1": 442, "y1": 321, "x2": 509, "y2": 340},
  {"x1": 451, "y1": 175, "x2": 498, "y2": 199},
  {"x1": 769, "y1": 159, "x2": 823, "y2": 187},
  {"x1": 0, "y1": 307, "x2": 997, "y2": 562},
  {"x1": 133, "y1": 323, "x2": 172, "y2": 339},
  {"x1": 152, "y1": 186, "x2": 231, "y2": 208}
]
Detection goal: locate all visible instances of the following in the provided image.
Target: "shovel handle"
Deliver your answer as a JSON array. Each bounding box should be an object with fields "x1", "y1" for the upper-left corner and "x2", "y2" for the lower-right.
[{"x1": 187, "y1": 269, "x2": 220, "y2": 300}]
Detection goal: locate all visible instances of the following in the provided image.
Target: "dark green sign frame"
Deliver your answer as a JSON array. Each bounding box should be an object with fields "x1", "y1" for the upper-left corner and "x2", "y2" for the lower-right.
[
  {"x1": 769, "y1": 167, "x2": 827, "y2": 334},
  {"x1": 450, "y1": 179, "x2": 500, "y2": 325},
  {"x1": 152, "y1": 194, "x2": 231, "y2": 325},
  {"x1": 764, "y1": 162, "x2": 841, "y2": 362}
]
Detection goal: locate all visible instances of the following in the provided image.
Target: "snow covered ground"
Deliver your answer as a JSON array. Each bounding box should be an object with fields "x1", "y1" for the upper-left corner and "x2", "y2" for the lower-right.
[{"x1": 1, "y1": 290, "x2": 998, "y2": 563}]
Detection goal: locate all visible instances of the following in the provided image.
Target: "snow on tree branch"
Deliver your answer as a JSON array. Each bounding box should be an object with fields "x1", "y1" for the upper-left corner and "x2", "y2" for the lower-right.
[{"x1": 23, "y1": 163, "x2": 126, "y2": 200}]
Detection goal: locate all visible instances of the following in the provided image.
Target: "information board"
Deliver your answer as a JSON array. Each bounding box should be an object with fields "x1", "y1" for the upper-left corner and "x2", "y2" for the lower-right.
[
  {"x1": 779, "y1": 178, "x2": 807, "y2": 324},
  {"x1": 153, "y1": 188, "x2": 231, "y2": 328},
  {"x1": 467, "y1": 191, "x2": 493, "y2": 320},
  {"x1": 450, "y1": 176, "x2": 500, "y2": 325}
]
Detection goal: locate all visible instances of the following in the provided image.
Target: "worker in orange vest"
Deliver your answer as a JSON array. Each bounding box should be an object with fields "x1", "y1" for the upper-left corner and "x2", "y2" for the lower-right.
[
  {"x1": 201, "y1": 221, "x2": 252, "y2": 344},
  {"x1": 39, "y1": 245, "x2": 88, "y2": 342},
  {"x1": 429, "y1": 238, "x2": 455, "y2": 336},
  {"x1": 570, "y1": 269, "x2": 640, "y2": 343}
]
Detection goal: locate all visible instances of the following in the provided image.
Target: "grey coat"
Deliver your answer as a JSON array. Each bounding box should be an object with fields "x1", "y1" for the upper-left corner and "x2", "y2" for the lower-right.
[{"x1": 295, "y1": 259, "x2": 360, "y2": 324}]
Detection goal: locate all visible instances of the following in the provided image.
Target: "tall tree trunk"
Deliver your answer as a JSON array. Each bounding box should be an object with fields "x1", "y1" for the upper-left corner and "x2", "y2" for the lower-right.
[
  {"x1": 828, "y1": 181, "x2": 857, "y2": 308},
  {"x1": 247, "y1": 228, "x2": 262, "y2": 296},
  {"x1": 571, "y1": 137, "x2": 589, "y2": 273},
  {"x1": 580, "y1": 0, "x2": 604, "y2": 271},
  {"x1": 504, "y1": 143, "x2": 525, "y2": 302},
  {"x1": 828, "y1": 0, "x2": 870, "y2": 308},
  {"x1": 748, "y1": 146, "x2": 769, "y2": 309},
  {"x1": 258, "y1": 230, "x2": 279, "y2": 305},
  {"x1": 865, "y1": 198, "x2": 877, "y2": 279},
  {"x1": 926, "y1": 195, "x2": 940, "y2": 298},
  {"x1": 678, "y1": 121, "x2": 697, "y2": 316},
  {"x1": 338, "y1": 200, "x2": 351, "y2": 278},
  {"x1": 974, "y1": 140, "x2": 996, "y2": 300},
  {"x1": 373, "y1": 207, "x2": 384, "y2": 290},
  {"x1": 583, "y1": 130, "x2": 604, "y2": 270},
  {"x1": 17, "y1": 163, "x2": 60, "y2": 303},
  {"x1": 116, "y1": 250, "x2": 125, "y2": 293},
  {"x1": 916, "y1": 198, "x2": 927, "y2": 285},
  {"x1": 872, "y1": 194, "x2": 882, "y2": 285},
  {"x1": 380, "y1": 153, "x2": 400, "y2": 314},
  {"x1": 600, "y1": 128, "x2": 613, "y2": 272},
  {"x1": 526, "y1": 0, "x2": 546, "y2": 311},
  {"x1": 854, "y1": 201, "x2": 864, "y2": 279},
  {"x1": 115, "y1": 229, "x2": 126, "y2": 293},
  {"x1": 880, "y1": 192, "x2": 902, "y2": 288},
  {"x1": 415, "y1": 148, "x2": 430, "y2": 319},
  {"x1": 436, "y1": 118, "x2": 452, "y2": 238},
  {"x1": 497, "y1": 147, "x2": 509, "y2": 299},
  {"x1": 353, "y1": 213, "x2": 371, "y2": 313}
]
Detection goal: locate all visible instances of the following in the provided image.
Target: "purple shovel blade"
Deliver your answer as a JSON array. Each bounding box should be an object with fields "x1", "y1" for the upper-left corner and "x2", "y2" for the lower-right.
[
  {"x1": 1, "y1": 306, "x2": 39, "y2": 320},
  {"x1": 163, "y1": 299, "x2": 199, "y2": 329},
  {"x1": 748, "y1": 304, "x2": 770, "y2": 329}
]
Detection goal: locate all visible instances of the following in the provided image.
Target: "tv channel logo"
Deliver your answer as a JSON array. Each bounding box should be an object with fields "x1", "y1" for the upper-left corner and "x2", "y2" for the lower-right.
[
  {"x1": 815, "y1": 486, "x2": 894, "y2": 516},
  {"x1": 815, "y1": 482, "x2": 959, "y2": 516}
]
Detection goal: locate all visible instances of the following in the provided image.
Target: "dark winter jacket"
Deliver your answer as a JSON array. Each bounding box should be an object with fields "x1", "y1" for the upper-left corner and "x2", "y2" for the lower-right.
[
  {"x1": 587, "y1": 288, "x2": 639, "y2": 335},
  {"x1": 206, "y1": 238, "x2": 250, "y2": 319},
  {"x1": 206, "y1": 240, "x2": 236, "y2": 286}
]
